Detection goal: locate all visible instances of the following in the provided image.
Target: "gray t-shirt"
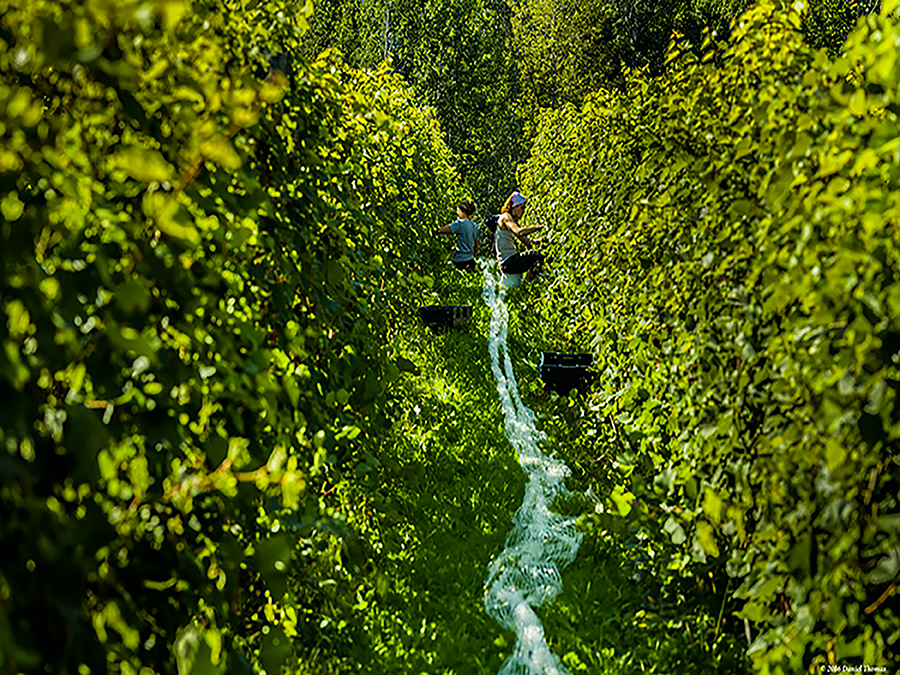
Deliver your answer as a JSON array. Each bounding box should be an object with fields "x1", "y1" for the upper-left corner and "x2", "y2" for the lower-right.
[{"x1": 450, "y1": 219, "x2": 479, "y2": 262}]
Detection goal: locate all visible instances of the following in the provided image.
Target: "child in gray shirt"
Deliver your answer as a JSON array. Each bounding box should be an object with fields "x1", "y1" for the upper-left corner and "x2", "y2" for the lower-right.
[{"x1": 433, "y1": 200, "x2": 479, "y2": 271}]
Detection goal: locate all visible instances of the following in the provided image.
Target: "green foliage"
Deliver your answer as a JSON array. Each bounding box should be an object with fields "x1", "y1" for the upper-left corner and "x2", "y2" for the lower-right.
[
  {"x1": 0, "y1": 0, "x2": 462, "y2": 672},
  {"x1": 301, "y1": 0, "x2": 525, "y2": 210},
  {"x1": 802, "y1": 0, "x2": 882, "y2": 54},
  {"x1": 699, "y1": 0, "x2": 885, "y2": 55},
  {"x1": 606, "y1": 0, "x2": 695, "y2": 72},
  {"x1": 499, "y1": 283, "x2": 752, "y2": 671},
  {"x1": 298, "y1": 0, "x2": 889, "y2": 214},
  {"x1": 512, "y1": 0, "x2": 620, "y2": 110},
  {"x1": 7, "y1": 0, "x2": 900, "y2": 672},
  {"x1": 511, "y1": 0, "x2": 885, "y2": 118},
  {"x1": 518, "y1": 0, "x2": 900, "y2": 671},
  {"x1": 511, "y1": 0, "x2": 735, "y2": 114}
]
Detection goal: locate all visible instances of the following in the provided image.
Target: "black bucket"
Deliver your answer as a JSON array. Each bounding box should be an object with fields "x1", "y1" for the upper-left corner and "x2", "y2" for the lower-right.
[
  {"x1": 540, "y1": 352, "x2": 593, "y2": 394},
  {"x1": 418, "y1": 305, "x2": 472, "y2": 332}
]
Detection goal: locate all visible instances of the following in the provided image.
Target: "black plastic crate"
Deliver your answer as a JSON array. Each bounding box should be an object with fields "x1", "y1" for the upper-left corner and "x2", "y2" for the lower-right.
[
  {"x1": 539, "y1": 351, "x2": 593, "y2": 394},
  {"x1": 418, "y1": 305, "x2": 472, "y2": 332}
]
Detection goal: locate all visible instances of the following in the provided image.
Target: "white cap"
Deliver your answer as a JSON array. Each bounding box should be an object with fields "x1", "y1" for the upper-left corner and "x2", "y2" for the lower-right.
[{"x1": 510, "y1": 191, "x2": 527, "y2": 207}]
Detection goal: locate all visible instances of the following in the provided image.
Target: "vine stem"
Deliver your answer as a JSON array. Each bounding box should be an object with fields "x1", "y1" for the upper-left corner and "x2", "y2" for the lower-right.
[
  {"x1": 865, "y1": 570, "x2": 899, "y2": 615},
  {"x1": 714, "y1": 576, "x2": 732, "y2": 642}
]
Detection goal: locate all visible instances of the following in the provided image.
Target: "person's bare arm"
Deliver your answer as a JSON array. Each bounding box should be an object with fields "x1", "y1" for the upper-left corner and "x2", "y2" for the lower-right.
[
  {"x1": 500, "y1": 213, "x2": 544, "y2": 239},
  {"x1": 433, "y1": 225, "x2": 453, "y2": 235}
]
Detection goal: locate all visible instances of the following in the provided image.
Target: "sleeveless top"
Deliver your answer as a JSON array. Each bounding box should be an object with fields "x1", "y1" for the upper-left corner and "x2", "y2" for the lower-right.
[{"x1": 495, "y1": 225, "x2": 518, "y2": 264}]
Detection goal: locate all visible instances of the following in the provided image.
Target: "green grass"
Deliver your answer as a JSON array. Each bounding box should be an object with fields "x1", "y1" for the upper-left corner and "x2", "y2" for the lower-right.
[{"x1": 313, "y1": 265, "x2": 749, "y2": 673}]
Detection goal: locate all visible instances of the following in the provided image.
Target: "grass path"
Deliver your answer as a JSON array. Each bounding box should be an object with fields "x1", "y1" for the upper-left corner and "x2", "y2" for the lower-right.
[
  {"x1": 353, "y1": 276, "x2": 522, "y2": 672},
  {"x1": 335, "y1": 271, "x2": 744, "y2": 673}
]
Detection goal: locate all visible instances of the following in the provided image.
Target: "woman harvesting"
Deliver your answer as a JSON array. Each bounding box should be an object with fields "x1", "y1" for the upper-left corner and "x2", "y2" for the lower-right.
[{"x1": 495, "y1": 191, "x2": 544, "y2": 277}]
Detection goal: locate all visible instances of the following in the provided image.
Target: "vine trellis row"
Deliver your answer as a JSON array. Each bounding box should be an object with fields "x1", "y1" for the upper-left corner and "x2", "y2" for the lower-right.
[{"x1": 481, "y1": 263, "x2": 584, "y2": 675}]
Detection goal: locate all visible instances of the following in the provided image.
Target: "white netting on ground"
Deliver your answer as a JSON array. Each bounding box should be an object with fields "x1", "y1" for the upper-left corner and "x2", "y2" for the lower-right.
[{"x1": 481, "y1": 263, "x2": 584, "y2": 675}]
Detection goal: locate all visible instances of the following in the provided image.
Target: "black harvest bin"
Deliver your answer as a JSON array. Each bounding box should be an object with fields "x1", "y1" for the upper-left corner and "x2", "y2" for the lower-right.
[
  {"x1": 418, "y1": 305, "x2": 472, "y2": 332},
  {"x1": 540, "y1": 352, "x2": 593, "y2": 394}
]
